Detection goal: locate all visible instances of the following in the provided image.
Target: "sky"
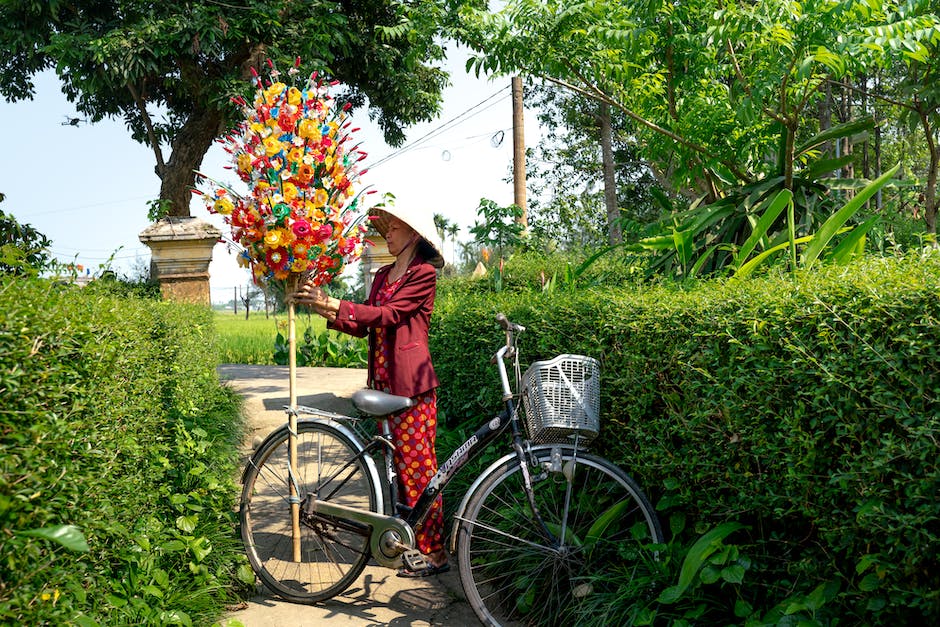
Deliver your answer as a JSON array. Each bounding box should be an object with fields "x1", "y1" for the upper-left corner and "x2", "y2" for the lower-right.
[{"x1": 0, "y1": 45, "x2": 540, "y2": 303}]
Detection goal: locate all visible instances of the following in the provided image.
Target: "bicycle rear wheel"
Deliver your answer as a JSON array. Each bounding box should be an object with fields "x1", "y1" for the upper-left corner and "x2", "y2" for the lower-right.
[
  {"x1": 456, "y1": 447, "x2": 663, "y2": 626},
  {"x1": 240, "y1": 420, "x2": 378, "y2": 604}
]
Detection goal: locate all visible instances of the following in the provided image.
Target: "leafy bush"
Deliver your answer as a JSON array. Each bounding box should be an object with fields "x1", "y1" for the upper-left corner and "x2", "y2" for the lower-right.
[
  {"x1": 0, "y1": 210, "x2": 52, "y2": 275},
  {"x1": 0, "y1": 277, "x2": 249, "y2": 625},
  {"x1": 430, "y1": 253, "x2": 940, "y2": 624},
  {"x1": 275, "y1": 326, "x2": 367, "y2": 368}
]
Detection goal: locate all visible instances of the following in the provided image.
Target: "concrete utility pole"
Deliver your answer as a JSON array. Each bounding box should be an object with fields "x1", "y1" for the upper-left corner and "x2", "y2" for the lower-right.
[{"x1": 511, "y1": 76, "x2": 528, "y2": 227}]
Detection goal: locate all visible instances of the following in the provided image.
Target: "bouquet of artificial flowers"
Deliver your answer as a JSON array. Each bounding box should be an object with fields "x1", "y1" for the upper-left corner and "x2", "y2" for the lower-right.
[{"x1": 198, "y1": 58, "x2": 371, "y2": 289}]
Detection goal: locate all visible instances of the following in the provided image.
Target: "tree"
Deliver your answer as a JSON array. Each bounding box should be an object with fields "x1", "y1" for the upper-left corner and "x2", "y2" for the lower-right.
[
  {"x1": 458, "y1": 0, "x2": 940, "y2": 274},
  {"x1": 0, "y1": 209, "x2": 52, "y2": 275},
  {"x1": 433, "y1": 212, "x2": 457, "y2": 265},
  {"x1": 524, "y1": 81, "x2": 662, "y2": 251},
  {"x1": 0, "y1": 0, "x2": 479, "y2": 218},
  {"x1": 469, "y1": 198, "x2": 524, "y2": 261}
]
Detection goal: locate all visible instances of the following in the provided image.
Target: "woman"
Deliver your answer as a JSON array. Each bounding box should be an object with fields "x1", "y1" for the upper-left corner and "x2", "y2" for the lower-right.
[{"x1": 294, "y1": 205, "x2": 448, "y2": 577}]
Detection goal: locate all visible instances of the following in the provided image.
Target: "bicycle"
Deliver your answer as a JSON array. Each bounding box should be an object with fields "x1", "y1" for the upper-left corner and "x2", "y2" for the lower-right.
[{"x1": 239, "y1": 313, "x2": 664, "y2": 626}]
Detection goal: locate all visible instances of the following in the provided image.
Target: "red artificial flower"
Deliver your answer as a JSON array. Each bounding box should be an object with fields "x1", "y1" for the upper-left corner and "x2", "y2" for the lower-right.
[
  {"x1": 266, "y1": 247, "x2": 291, "y2": 273},
  {"x1": 314, "y1": 223, "x2": 333, "y2": 243},
  {"x1": 292, "y1": 219, "x2": 312, "y2": 238}
]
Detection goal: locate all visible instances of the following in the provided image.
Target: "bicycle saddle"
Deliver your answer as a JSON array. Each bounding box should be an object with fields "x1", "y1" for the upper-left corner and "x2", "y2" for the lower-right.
[{"x1": 351, "y1": 389, "x2": 413, "y2": 416}]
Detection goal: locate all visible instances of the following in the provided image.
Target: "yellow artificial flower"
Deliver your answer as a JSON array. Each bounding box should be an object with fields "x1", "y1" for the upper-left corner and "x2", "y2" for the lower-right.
[
  {"x1": 291, "y1": 258, "x2": 308, "y2": 273},
  {"x1": 282, "y1": 182, "x2": 298, "y2": 202},
  {"x1": 287, "y1": 147, "x2": 304, "y2": 164},
  {"x1": 213, "y1": 196, "x2": 234, "y2": 215},
  {"x1": 298, "y1": 118, "x2": 321, "y2": 140},
  {"x1": 287, "y1": 87, "x2": 302, "y2": 106},
  {"x1": 263, "y1": 136, "x2": 281, "y2": 156},
  {"x1": 264, "y1": 82, "x2": 287, "y2": 104},
  {"x1": 264, "y1": 229, "x2": 286, "y2": 248},
  {"x1": 312, "y1": 188, "x2": 329, "y2": 208},
  {"x1": 237, "y1": 153, "x2": 252, "y2": 173}
]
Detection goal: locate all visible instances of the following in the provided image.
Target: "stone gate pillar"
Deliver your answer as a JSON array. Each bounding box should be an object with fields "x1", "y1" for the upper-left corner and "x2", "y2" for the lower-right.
[
  {"x1": 360, "y1": 235, "x2": 394, "y2": 294},
  {"x1": 139, "y1": 217, "x2": 221, "y2": 305}
]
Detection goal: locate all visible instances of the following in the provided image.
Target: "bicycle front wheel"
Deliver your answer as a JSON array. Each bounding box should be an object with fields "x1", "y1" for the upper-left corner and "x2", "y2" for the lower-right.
[
  {"x1": 240, "y1": 420, "x2": 379, "y2": 604},
  {"x1": 456, "y1": 447, "x2": 664, "y2": 626}
]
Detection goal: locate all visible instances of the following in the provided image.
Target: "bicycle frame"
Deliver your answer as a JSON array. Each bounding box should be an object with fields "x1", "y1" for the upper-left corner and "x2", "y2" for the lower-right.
[{"x1": 293, "y1": 319, "x2": 558, "y2": 569}]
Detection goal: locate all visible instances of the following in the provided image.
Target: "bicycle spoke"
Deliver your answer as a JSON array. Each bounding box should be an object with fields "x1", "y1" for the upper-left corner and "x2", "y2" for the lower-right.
[
  {"x1": 458, "y1": 450, "x2": 663, "y2": 626},
  {"x1": 241, "y1": 421, "x2": 378, "y2": 604}
]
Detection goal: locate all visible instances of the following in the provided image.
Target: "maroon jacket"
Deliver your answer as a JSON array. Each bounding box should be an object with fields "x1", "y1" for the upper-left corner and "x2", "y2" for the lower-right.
[{"x1": 328, "y1": 256, "x2": 439, "y2": 398}]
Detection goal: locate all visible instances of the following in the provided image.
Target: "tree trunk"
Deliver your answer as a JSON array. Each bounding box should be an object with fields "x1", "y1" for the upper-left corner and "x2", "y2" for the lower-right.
[
  {"x1": 920, "y1": 107, "x2": 939, "y2": 237},
  {"x1": 859, "y1": 74, "x2": 869, "y2": 181},
  {"x1": 598, "y1": 102, "x2": 621, "y2": 245},
  {"x1": 239, "y1": 286, "x2": 251, "y2": 320},
  {"x1": 159, "y1": 106, "x2": 225, "y2": 217},
  {"x1": 839, "y1": 79, "x2": 855, "y2": 199},
  {"x1": 818, "y1": 82, "x2": 833, "y2": 170},
  {"x1": 874, "y1": 73, "x2": 883, "y2": 211}
]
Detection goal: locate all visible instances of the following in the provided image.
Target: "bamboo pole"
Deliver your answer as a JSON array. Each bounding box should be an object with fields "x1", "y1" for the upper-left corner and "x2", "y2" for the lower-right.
[{"x1": 288, "y1": 279, "x2": 301, "y2": 562}]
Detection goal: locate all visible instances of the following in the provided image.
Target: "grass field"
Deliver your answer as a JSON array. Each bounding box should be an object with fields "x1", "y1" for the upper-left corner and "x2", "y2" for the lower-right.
[{"x1": 213, "y1": 309, "x2": 326, "y2": 364}]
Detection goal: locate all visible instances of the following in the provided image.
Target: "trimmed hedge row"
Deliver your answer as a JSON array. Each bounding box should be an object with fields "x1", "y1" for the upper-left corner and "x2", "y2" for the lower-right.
[
  {"x1": 430, "y1": 254, "x2": 940, "y2": 623},
  {"x1": 0, "y1": 278, "x2": 248, "y2": 625}
]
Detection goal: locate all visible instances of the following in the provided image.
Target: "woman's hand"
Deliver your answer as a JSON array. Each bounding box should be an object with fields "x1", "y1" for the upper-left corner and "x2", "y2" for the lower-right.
[
  {"x1": 311, "y1": 305, "x2": 337, "y2": 322},
  {"x1": 293, "y1": 281, "x2": 340, "y2": 316}
]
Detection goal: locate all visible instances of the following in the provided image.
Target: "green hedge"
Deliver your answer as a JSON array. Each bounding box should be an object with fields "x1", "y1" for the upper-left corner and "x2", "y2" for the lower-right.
[
  {"x1": 430, "y1": 254, "x2": 940, "y2": 624},
  {"x1": 0, "y1": 278, "x2": 248, "y2": 625}
]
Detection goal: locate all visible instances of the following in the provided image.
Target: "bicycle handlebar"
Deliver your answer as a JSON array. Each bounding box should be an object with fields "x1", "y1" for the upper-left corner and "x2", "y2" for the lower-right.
[
  {"x1": 493, "y1": 314, "x2": 523, "y2": 401},
  {"x1": 495, "y1": 312, "x2": 525, "y2": 334}
]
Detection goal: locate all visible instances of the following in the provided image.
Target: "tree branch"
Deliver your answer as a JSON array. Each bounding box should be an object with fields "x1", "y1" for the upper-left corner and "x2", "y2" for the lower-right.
[
  {"x1": 547, "y1": 69, "x2": 752, "y2": 183},
  {"x1": 126, "y1": 80, "x2": 166, "y2": 174},
  {"x1": 725, "y1": 39, "x2": 787, "y2": 127},
  {"x1": 826, "y1": 78, "x2": 916, "y2": 112}
]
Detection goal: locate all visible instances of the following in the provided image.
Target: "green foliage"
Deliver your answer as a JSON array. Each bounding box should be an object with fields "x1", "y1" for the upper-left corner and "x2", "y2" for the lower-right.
[
  {"x1": 431, "y1": 253, "x2": 940, "y2": 623},
  {"x1": 213, "y1": 310, "x2": 286, "y2": 365},
  {"x1": 274, "y1": 326, "x2": 367, "y2": 368},
  {"x1": 0, "y1": 276, "x2": 248, "y2": 625},
  {"x1": 0, "y1": 210, "x2": 51, "y2": 275},
  {"x1": 0, "y1": 0, "x2": 475, "y2": 216},
  {"x1": 147, "y1": 198, "x2": 172, "y2": 222},
  {"x1": 458, "y1": 0, "x2": 940, "y2": 253},
  {"x1": 470, "y1": 198, "x2": 525, "y2": 261}
]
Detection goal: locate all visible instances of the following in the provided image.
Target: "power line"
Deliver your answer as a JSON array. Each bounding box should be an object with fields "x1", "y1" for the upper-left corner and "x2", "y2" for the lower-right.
[
  {"x1": 385, "y1": 126, "x2": 512, "y2": 157},
  {"x1": 24, "y1": 195, "x2": 154, "y2": 217},
  {"x1": 365, "y1": 87, "x2": 511, "y2": 170},
  {"x1": 52, "y1": 243, "x2": 149, "y2": 253}
]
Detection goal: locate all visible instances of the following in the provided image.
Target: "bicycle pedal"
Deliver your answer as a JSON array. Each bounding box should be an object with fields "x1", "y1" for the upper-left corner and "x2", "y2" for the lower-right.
[{"x1": 401, "y1": 549, "x2": 428, "y2": 571}]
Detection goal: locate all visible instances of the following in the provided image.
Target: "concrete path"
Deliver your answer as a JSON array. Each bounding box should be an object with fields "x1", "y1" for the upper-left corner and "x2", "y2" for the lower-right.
[{"x1": 217, "y1": 364, "x2": 479, "y2": 627}]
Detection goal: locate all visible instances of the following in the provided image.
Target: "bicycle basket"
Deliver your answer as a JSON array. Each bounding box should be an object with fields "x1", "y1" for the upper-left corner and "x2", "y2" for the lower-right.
[{"x1": 521, "y1": 354, "x2": 600, "y2": 444}]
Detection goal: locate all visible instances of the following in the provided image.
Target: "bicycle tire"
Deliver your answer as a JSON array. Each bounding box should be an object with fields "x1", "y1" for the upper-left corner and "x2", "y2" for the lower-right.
[
  {"x1": 240, "y1": 420, "x2": 378, "y2": 604},
  {"x1": 456, "y1": 447, "x2": 664, "y2": 626}
]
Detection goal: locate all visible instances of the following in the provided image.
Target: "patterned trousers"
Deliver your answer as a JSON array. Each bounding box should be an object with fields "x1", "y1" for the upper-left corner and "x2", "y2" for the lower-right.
[{"x1": 387, "y1": 389, "x2": 444, "y2": 554}]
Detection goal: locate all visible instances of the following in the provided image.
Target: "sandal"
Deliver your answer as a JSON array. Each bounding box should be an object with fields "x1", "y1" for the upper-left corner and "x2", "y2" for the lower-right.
[{"x1": 396, "y1": 562, "x2": 451, "y2": 578}]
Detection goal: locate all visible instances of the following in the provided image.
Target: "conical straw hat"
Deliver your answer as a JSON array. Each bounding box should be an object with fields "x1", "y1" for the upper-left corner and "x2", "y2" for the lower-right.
[{"x1": 369, "y1": 205, "x2": 445, "y2": 268}]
